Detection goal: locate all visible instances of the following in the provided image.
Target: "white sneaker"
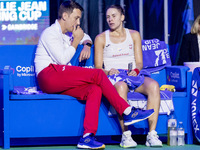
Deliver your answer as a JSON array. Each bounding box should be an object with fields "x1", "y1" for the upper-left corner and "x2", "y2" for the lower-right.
[
  {"x1": 120, "y1": 130, "x2": 137, "y2": 148},
  {"x1": 145, "y1": 130, "x2": 163, "y2": 147}
]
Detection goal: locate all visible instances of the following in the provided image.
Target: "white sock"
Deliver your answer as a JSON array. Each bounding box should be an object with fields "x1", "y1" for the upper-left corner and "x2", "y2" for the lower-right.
[
  {"x1": 83, "y1": 133, "x2": 91, "y2": 138},
  {"x1": 123, "y1": 106, "x2": 132, "y2": 115}
]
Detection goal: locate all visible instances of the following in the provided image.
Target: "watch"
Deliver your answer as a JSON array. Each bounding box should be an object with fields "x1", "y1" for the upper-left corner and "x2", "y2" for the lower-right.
[{"x1": 84, "y1": 42, "x2": 92, "y2": 48}]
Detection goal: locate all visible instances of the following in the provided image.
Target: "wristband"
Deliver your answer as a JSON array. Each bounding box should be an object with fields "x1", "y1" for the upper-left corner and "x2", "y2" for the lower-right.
[
  {"x1": 84, "y1": 42, "x2": 92, "y2": 48},
  {"x1": 133, "y1": 68, "x2": 140, "y2": 75}
]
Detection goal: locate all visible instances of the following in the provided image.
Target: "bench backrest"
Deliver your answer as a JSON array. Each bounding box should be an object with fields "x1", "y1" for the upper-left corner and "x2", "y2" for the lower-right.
[{"x1": 0, "y1": 40, "x2": 188, "y2": 91}]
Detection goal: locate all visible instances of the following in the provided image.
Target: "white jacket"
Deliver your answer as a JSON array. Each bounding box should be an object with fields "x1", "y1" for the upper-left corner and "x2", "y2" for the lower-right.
[{"x1": 34, "y1": 20, "x2": 91, "y2": 76}]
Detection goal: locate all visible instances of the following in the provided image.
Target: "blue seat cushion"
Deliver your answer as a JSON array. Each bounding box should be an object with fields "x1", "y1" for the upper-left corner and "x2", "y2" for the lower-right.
[{"x1": 127, "y1": 90, "x2": 172, "y2": 100}]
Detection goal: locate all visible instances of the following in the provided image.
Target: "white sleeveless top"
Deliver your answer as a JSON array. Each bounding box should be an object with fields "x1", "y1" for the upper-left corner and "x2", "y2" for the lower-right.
[{"x1": 103, "y1": 28, "x2": 136, "y2": 71}]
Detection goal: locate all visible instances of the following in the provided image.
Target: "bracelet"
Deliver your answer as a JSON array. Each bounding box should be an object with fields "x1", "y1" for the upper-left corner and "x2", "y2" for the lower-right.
[{"x1": 133, "y1": 68, "x2": 140, "y2": 75}]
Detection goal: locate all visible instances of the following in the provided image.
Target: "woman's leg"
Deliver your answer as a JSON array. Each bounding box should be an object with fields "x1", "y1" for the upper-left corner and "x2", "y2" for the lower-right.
[
  {"x1": 135, "y1": 77, "x2": 160, "y2": 131},
  {"x1": 114, "y1": 81, "x2": 137, "y2": 148},
  {"x1": 114, "y1": 81, "x2": 129, "y2": 132}
]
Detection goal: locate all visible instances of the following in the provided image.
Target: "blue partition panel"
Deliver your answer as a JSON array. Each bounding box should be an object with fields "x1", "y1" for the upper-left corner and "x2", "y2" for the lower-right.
[{"x1": 0, "y1": 45, "x2": 37, "y2": 87}]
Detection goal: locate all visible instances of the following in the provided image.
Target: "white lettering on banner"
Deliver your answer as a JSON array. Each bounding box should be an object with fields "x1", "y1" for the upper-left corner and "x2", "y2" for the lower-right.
[
  {"x1": 0, "y1": 1, "x2": 47, "y2": 21},
  {"x1": 0, "y1": 2, "x2": 16, "y2": 11},
  {"x1": 16, "y1": 65, "x2": 35, "y2": 77},
  {"x1": 0, "y1": 11, "x2": 17, "y2": 21},
  {"x1": 18, "y1": 1, "x2": 47, "y2": 11},
  {"x1": 19, "y1": 11, "x2": 42, "y2": 21},
  {"x1": 2, "y1": 23, "x2": 38, "y2": 31},
  {"x1": 16, "y1": 65, "x2": 34, "y2": 73},
  {"x1": 191, "y1": 80, "x2": 200, "y2": 133}
]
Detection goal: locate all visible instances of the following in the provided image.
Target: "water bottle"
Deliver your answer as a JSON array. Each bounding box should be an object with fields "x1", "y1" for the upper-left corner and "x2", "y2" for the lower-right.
[
  {"x1": 170, "y1": 126, "x2": 177, "y2": 146},
  {"x1": 177, "y1": 122, "x2": 185, "y2": 146},
  {"x1": 167, "y1": 110, "x2": 177, "y2": 145}
]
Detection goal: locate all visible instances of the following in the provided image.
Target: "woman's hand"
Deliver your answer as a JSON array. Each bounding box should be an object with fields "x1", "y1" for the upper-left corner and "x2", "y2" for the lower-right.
[
  {"x1": 108, "y1": 68, "x2": 119, "y2": 75},
  {"x1": 128, "y1": 70, "x2": 137, "y2": 76},
  {"x1": 128, "y1": 68, "x2": 139, "y2": 76}
]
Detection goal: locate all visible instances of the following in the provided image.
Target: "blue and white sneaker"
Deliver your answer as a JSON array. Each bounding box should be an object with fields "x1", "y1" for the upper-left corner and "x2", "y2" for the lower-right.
[
  {"x1": 77, "y1": 133, "x2": 105, "y2": 149},
  {"x1": 123, "y1": 107, "x2": 154, "y2": 126}
]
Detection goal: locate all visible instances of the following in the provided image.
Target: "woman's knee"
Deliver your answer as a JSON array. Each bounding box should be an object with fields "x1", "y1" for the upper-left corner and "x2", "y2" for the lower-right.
[
  {"x1": 114, "y1": 81, "x2": 129, "y2": 93},
  {"x1": 145, "y1": 78, "x2": 160, "y2": 94}
]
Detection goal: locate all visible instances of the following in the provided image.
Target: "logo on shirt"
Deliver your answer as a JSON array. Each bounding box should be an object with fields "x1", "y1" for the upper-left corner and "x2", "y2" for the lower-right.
[
  {"x1": 106, "y1": 44, "x2": 110, "y2": 47},
  {"x1": 129, "y1": 44, "x2": 133, "y2": 49}
]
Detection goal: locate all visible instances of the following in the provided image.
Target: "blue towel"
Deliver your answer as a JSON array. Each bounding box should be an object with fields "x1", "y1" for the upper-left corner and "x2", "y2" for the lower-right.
[
  {"x1": 142, "y1": 39, "x2": 171, "y2": 73},
  {"x1": 107, "y1": 69, "x2": 150, "y2": 91}
]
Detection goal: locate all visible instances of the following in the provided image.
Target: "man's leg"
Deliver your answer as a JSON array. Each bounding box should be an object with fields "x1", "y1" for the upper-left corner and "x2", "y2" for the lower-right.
[
  {"x1": 37, "y1": 65, "x2": 105, "y2": 149},
  {"x1": 38, "y1": 64, "x2": 130, "y2": 115},
  {"x1": 38, "y1": 64, "x2": 154, "y2": 125},
  {"x1": 61, "y1": 84, "x2": 102, "y2": 135}
]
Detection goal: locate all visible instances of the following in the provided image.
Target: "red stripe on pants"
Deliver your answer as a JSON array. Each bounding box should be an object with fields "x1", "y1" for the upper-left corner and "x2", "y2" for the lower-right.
[{"x1": 37, "y1": 64, "x2": 129, "y2": 135}]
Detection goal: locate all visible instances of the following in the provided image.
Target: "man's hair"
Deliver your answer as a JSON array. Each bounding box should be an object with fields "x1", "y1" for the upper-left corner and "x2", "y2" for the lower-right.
[
  {"x1": 58, "y1": 0, "x2": 83, "y2": 19},
  {"x1": 106, "y1": 4, "x2": 125, "y2": 16},
  {"x1": 191, "y1": 14, "x2": 200, "y2": 34}
]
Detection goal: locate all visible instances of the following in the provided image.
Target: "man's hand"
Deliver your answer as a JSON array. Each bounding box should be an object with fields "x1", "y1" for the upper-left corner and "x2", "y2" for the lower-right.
[
  {"x1": 108, "y1": 68, "x2": 120, "y2": 75},
  {"x1": 72, "y1": 25, "x2": 84, "y2": 48},
  {"x1": 79, "y1": 45, "x2": 91, "y2": 62}
]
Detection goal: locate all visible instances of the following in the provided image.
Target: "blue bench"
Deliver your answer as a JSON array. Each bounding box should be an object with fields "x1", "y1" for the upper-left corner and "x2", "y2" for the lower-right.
[{"x1": 0, "y1": 44, "x2": 193, "y2": 149}]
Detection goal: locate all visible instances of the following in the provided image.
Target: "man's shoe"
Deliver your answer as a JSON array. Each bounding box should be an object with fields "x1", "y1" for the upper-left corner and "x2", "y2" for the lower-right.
[
  {"x1": 145, "y1": 130, "x2": 163, "y2": 147},
  {"x1": 123, "y1": 107, "x2": 154, "y2": 126},
  {"x1": 77, "y1": 133, "x2": 105, "y2": 149},
  {"x1": 120, "y1": 130, "x2": 137, "y2": 148}
]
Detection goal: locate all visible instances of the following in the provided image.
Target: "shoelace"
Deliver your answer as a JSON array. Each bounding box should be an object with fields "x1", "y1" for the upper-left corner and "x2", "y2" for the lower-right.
[
  {"x1": 89, "y1": 133, "x2": 97, "y2": 141},
  {"x1": 151, "y1": 133, "x2": 159, "y2": 140},
  {"x1": 132, "y1": 107, "x2": 145, "y2": 112}
]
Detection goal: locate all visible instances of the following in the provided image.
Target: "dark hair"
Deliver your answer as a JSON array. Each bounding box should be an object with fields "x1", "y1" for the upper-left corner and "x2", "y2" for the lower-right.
[
  {"x1": 58, "y1": 0, "x2": 83, "y2": 19},
  {"x1": 106, "y1": 4, "x2": 125, "y2": 15}
]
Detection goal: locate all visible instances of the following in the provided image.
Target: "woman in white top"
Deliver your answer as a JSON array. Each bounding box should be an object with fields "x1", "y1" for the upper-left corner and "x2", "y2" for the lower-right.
[{"x1": 94, "y1": 5, "x2": 162, "y2": 148}]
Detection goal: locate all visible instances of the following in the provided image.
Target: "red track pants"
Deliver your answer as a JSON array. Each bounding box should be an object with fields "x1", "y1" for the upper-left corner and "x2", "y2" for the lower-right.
[{"x1": 37, "y1": 64, "x2": 129, "y2": 135}]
